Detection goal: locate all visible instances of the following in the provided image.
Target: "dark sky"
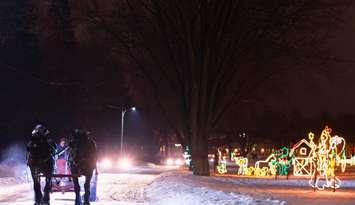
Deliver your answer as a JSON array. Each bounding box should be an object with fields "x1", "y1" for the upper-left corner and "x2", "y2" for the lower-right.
[
  {"x1": 262, "y1": 7, "x2": 355, "y2": 117},
  {"x1": 1, "y1": 1, "x2": 355, "y2": 151}
]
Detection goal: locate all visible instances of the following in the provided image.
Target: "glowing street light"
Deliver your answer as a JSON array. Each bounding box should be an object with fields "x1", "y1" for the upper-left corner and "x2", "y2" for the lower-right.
[{"x1": 121, "y1": 106, "x2": 136, "y2": 157}]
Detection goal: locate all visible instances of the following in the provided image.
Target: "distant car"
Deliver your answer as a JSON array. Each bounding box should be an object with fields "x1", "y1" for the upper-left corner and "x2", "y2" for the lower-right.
[
  {"x1": 97, "y1": 157, "x2": 133, "y2": 172},
  {"x1": 165, "y1": 157, "x2": 185, "y2": 166}
]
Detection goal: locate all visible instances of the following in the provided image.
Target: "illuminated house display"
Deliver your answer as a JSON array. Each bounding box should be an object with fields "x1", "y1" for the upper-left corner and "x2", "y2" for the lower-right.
[
  {"x1": 215, "y1": 126, "x2": 355, "y2": 190},
  {"x1": 290, "y1": 132, "x2": 316, "y2": 177}
]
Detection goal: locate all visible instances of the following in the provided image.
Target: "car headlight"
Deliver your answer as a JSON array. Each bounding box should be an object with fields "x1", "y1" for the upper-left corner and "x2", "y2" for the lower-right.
[
  {"x1": 102, "y1": 158, "x2": 112, "y2": 169},
  {"x1": 166, "y1": 158, "x2": 174, "y2": 166},
  {"x1": 118, "y1": 158, "x2": 132, "y2": 169},
  {"x1": 175, "y1": 159, "x2": 183, "y2": 166}
]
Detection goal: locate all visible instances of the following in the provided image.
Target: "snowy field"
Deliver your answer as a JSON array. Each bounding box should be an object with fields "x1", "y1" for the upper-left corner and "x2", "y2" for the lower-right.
[
  {"x1": 146, "y1": 171, "x2": 285, "y2": 205},
  {"x1": 0, "y1": 166, "x2": 355, "y2": 205}
]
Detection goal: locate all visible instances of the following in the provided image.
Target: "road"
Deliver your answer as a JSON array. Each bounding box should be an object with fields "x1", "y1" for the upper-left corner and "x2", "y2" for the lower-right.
[
  {"x1": 1, "y1": 164, "x2": 355, "y2": 205},
  {"x1": 0, "y1": 164, "x2": 176, "y2": 205}
]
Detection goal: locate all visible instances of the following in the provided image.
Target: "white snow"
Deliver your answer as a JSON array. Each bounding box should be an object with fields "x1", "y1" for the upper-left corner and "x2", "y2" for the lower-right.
[
  {"x1": 205, "y1": 175, "x2": 355, "y2": 205},
  {"x1": 212, "y1": 175, "x2": 355, "y2": 188},
  {"x1": 146, "y1": 171, "x2": 285, "y2": 205},
  {"x1": 0, "y1": 167, "x2": 355, "y2": 205},
  {"x1": 0, "y1": 176, "x2": 26, "y2": 185}
]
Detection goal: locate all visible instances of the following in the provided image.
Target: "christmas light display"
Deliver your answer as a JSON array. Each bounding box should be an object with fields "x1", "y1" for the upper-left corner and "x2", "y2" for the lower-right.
[
  {"x1": 216, "y1": 160, "x2": 227, "y2": 174},
  {"x1": 340, "y1": 155, "x2": 355, "y2": 172},
  {"x1": 232, "y1": 156, "x2": 249, "y2": 175},
  {"x1": 273, "y1": 147, "x2": 291, "y2": 176},
  {"x1": 252, "y1": 147, "x2": 291, "y2": 177},
  {"x1": 216, "y1": 147, "x2": 291, "y2": 176},
  {"x1": 253, "y1": 153, "x2": 277, "y2": 176},
  {"x1": 290, "y1": 132, "x2": 317, "y2": 177},
  {"x1": 214, "y1": 126, "x2": 354, "y2": 189},
  {"x1": 216, "y1": 148, "x2": 227, "y2": 174},
  {"x1": 216, "y1": 148, "x2": 249, "y2": 175},
  {"x1": 246, "y1": 166, "x2": 270, "y2": 176},
  {"x1": 308, "y1": 127, "x2": 346, "y2": 190}
]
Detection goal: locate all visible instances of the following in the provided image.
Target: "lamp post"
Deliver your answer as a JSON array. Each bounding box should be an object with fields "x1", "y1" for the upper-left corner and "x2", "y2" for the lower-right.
[{"x1": 121, "y1": 107, "x2": 136, "y2": 156}]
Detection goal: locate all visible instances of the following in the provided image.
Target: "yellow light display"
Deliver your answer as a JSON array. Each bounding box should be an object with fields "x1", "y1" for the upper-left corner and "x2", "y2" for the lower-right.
[
  {"x1": 232, "y1": 156, "x2": 249, "y2": 175},
  {"x1": 216, "y1": 148, "x2": 227, "y2": 174},
  {"x1": 214, "y1": 126, "x2": 353, "y2": 191},
  {"x1": 308, "y1": 127, "x2": 347, "y2": 190},
  {"x1": 253, "y1": 153, "x2": 277, "y2": 176},
  {"x1": 290, "y1": 132, "x2": 316, "y2": 176}
]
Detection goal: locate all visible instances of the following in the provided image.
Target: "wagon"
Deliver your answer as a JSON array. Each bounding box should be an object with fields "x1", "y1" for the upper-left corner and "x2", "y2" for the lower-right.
[{"x1": 50, "y1": 157, "x2": 98, "y2": 202}]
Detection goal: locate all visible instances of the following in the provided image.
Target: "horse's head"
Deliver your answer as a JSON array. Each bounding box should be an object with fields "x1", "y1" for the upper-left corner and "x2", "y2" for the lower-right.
[
  {"x1": 71, "y1": 129, "x2": 90, "y2": 142},
  {"x1": 32, "y1": 124, "x2": 50, "y2": 136}
]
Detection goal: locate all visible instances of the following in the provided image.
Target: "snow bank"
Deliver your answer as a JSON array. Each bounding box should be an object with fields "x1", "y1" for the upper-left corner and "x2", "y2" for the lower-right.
[
  {"x1": 146, "y1": 172, "x2": 287, "y2": 205},
  {"x1": 0, "y1": 144, "x2": 27, "y2": 178},
  {"x1": 0, "y1": 202, "x2": 140, "y2": 205},
  {"x1": 0, "y1": 177, "x2": 26, "y2": 185},
  {"x1": 212, "y1": 176, "x2": 355, "y2": 188}
]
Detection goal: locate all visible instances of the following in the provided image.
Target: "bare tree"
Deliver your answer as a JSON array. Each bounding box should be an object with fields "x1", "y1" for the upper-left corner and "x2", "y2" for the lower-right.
[{"x1": 78, "y1": 0, "x2": 350, "y2": 175}]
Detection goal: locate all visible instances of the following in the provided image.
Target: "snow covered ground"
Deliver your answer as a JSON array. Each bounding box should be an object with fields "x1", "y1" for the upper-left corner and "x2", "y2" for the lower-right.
[
  {"x1": 146, "y1": 171, "x2": 286, "y2": 205},
  {"x1": 0, "y1": 167, "x2": 355, "y2": 205},
  {"x1": 207, "y1": 174, "x2": 355, "y2": 205}
]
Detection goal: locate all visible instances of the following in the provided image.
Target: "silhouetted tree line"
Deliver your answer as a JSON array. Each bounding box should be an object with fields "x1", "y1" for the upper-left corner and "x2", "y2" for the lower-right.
[
  {"x1": 75, "y1": 0, "x2": 351, "y2": 175},
  {"x1": 0, "y1": 0, "x2": 132, "y2": 144},
  {"x1": 1, "y1": 0, "x2": 353, "y2": 175}
]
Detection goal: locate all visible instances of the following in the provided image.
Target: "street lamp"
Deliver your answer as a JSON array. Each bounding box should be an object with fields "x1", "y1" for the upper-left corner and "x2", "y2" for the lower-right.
[{"x1": 121, "y1": 107, "x2": 136, "y2": 156}]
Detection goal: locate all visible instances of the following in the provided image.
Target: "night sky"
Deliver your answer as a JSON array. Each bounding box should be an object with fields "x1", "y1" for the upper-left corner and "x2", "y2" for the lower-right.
[
  {"x1": 257, "y1": 6, "x2": 355, "y2": 117},
  {"x1": 1, "y1": 1, "x2": 355, "y2": 153}
]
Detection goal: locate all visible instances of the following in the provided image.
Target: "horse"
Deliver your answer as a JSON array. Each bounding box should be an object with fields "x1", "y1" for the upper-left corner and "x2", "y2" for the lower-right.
[
  {"x1": 26, "y1": 125, "x2": 55, "y2": 205},
  {"x1": 68, "y1": 129, "x2": 97, "y2": 205}
]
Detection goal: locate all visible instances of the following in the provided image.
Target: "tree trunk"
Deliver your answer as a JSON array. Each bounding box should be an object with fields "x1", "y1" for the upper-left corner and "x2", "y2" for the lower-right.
[{"x1": 191, "y1": 132, "x2": 210, "y2": 176}]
